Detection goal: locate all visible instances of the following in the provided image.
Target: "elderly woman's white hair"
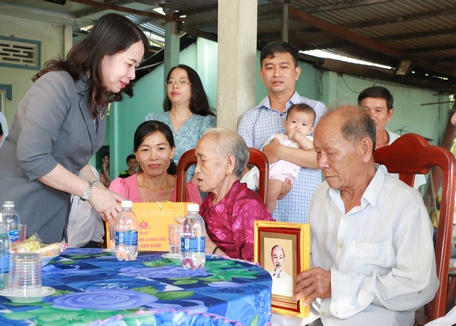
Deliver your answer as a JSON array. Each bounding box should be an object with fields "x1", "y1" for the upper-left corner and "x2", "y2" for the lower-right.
[{"x1": 201, "y1": 128, "x2": 250, "y2": 177}]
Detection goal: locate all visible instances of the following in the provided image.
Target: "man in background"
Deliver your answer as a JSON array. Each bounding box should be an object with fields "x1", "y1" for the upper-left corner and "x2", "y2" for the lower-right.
[
  {"x1": 118, "y1": 154, "x2": 138, "y2": 178},
  {"x1": 238, "y1": 41, "x2": 327, "y2": 222},
  {"x1": 358, "y1": 86, "x2": 426, "y2": 188}
]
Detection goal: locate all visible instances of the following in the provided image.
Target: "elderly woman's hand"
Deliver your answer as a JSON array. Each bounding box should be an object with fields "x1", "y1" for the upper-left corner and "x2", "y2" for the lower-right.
[
  {"x1": 205, "y1": 235, "x2": 227, "y2": 256},
  {"x1": 205, "y1": 237, "x2": 218, "y2": 254}
]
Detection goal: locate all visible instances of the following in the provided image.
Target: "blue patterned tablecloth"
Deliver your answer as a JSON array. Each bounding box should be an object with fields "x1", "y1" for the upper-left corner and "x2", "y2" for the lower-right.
[{"x1": 0, "y1": 248, "x2": 272, "y2": 326}]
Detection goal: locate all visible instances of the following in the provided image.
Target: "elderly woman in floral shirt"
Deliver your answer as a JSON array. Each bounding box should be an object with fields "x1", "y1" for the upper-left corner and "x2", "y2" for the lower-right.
[{"x1": 194, "y1": 128, "x2": 274, "y2": 261}]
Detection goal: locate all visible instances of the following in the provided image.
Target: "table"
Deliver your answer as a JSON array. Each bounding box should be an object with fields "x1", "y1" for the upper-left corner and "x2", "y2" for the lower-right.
[{"x1": 0, "y1": 248, "x2": 272, "y2": 325}]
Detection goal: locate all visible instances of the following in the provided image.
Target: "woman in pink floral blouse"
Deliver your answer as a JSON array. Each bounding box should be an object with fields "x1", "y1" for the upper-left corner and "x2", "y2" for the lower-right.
[{"x1": 194, "y1": 128, "x2": 274, "y2": 261}]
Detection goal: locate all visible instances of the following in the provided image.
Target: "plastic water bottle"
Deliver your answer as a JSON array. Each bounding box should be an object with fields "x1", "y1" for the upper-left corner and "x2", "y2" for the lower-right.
[
  {"x1": 115, "y1": 201, "x2": 138, "y2": 261},
  {"x1": 0, "y1": 221, "x2": 10, "y2": 290},
  {"x1": 109, "y1": 224, "x2": 116, "y2": 250},
  {"x1": 180, "y1": 204, "x2": 206, "y2": 269},
  {"x1": 1, "y1": 201, "x2": 20, "y2": 250}
]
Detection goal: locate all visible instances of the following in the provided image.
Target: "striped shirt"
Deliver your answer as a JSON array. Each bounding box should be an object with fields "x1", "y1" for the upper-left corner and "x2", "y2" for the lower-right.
[{"x1": 238, "y1": 91, "x2": 328, "y2": 223}]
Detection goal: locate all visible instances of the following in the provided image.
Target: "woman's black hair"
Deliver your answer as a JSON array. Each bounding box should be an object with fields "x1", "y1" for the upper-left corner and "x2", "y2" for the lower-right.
[
  {"x1": 133, "y1": 120, "x2": 176, "y2": 174},
  {"x1": 163, "y1": 64, "x2": 215, "y2": 117},
  {"x1": 33, "y1": 13, "x2": 150, "y2": 118}
]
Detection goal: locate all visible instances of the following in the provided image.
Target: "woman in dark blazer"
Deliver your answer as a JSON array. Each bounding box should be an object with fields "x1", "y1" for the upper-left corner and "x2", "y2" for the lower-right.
[{"x1": 0, "y1": 14, "x2": 149, "y2": 243}]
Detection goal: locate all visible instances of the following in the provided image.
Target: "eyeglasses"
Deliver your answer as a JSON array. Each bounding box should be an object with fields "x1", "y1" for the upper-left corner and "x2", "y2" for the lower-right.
[{"x1": 165, "y1": 80, "x2": 192, "y2": 87}]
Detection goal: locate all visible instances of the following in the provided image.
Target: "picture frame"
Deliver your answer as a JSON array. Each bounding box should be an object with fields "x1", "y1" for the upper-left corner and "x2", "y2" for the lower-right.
[{"x1": 254, "y1": 221, "x2": 310, "y2": 318}]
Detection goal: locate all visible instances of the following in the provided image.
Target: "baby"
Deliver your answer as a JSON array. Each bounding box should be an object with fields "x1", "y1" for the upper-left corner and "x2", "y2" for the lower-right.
[{"x1": 241, "y1": 103, "x2": 315, "y2": 214}]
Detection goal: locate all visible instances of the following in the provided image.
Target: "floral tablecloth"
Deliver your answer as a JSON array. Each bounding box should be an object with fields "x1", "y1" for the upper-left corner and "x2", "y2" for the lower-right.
[{"x1": 0, "y1": 248, "x2": 272, "y2": 326}]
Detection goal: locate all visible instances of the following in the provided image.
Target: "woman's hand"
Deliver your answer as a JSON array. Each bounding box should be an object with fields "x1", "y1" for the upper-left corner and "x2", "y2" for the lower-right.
[
  {"x1": 88, "y1": 185, "x2": 125, "y2": 224},
  {"x1": 38, "y1": 163, "x2": 123, "y2": 223}
]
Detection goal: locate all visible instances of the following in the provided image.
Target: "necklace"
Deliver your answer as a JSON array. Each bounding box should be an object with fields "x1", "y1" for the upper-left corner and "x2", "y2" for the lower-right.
[{"x1": 98, "y1": 107, "x2": 108, "y2": 120}]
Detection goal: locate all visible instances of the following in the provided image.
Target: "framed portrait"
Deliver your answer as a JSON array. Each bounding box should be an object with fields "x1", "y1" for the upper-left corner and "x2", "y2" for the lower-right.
[{"x1": 254, "y1": 221, "x2": 310, "y2": 318}]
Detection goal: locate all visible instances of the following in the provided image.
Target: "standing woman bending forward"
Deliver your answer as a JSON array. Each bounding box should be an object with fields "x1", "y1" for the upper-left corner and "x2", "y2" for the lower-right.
[{"x1": 0, "y1": 13, "x2": 149, "y2": 243}]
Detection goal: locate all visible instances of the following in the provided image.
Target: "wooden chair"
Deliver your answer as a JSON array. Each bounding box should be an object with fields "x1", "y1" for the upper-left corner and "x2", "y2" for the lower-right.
[
  {"x1": 374, "y1": 133, "x2": 456, "y2": 322},
  {"x1": 176, "y1": 148, "x2": 269, "y2": 205}
]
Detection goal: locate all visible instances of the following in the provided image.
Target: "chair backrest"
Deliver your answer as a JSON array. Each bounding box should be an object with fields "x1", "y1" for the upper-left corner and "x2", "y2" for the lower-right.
[
  {"x1": 374, "y1": 133, "x2": 456, "y2": 321},
  {"x1": 176, "y1": 148, "x2": 269, "y2": 204}
]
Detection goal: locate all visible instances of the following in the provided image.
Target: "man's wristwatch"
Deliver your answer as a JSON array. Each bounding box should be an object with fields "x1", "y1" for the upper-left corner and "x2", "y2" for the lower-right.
[{"x1": 80, "y1": 180, "x2": 98, "y2": 201}]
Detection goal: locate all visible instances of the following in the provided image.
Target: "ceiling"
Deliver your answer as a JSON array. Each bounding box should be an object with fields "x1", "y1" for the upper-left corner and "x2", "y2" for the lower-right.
[{"x1": 1, "y1": 0, "x2": 456, "y2": 93}]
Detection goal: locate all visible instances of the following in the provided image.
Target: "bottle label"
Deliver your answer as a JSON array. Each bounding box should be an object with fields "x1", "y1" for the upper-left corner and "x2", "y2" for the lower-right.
[
  {"x1": 180, "y1": 236, "x2": 205, "y2": 253},
  {"x1": 115, "y1": 230, "x2": 138, "y2": 246},
  {"x1": 0, "y1": 253, "x2": 9, "y2": 274},
  {"x1": 8, "y1": 230, "x2": 19, "y2": 243}
]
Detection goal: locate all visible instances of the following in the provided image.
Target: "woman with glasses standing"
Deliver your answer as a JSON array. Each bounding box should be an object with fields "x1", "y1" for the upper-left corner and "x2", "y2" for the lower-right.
[{"x1": 146, "y1": 64, "x2": 216, "y2": 181}]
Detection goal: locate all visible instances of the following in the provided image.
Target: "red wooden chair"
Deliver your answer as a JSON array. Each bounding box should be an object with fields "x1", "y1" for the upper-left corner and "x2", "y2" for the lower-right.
[
  {"x1": 374, "y1": 133, "x2": 456, "y2": 322},
  {"x1": 176, "y1": 148, "x2": 269, "y2": 205}
]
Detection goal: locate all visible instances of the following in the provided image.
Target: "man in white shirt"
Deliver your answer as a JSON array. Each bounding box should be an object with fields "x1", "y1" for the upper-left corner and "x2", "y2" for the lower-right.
[
  {"x1": 269, "y1": 245, "x2": 293, "y2": 297},
  {"x1": 358, "y1": 86, "x2": 426, "y2": 188},
  {"x1": 293, "y1": 106, "x2": 438, "y2": 326}
]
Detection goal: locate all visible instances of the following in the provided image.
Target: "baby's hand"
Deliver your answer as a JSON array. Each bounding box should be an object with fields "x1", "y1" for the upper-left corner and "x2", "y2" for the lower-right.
[
  {"x1": 288, "y1": 129, "x2": 298, "y2": 140},
  {"x1": 289, "y1": 130, "x2": 305, "y2": 142}
]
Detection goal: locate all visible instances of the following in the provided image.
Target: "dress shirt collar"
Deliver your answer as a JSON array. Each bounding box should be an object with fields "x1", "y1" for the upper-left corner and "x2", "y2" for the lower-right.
[
  {"x1": 328, "y1": 164, "x2": 388, "y2": 214},
  {"x1": 257, "y1": 91, "x2": 302, "y2": 112}
]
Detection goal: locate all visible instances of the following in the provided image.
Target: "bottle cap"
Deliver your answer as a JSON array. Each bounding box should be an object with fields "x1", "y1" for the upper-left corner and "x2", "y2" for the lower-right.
[
  {"x1": 121, "y1": 200, "x2": 133, "y2": 207},
  {"x1": 187, "y1": 203, "x2": 199, "y2": 212},
  {"x1": 3, "y1": 201, "x2": 14, "y2": 207}
]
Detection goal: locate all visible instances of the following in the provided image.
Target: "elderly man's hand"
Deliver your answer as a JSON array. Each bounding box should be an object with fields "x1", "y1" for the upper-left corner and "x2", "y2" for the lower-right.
[
  {"x1": 262, "y1": 138, "x2": 281, "y2": 164},
  {"x1": 293, "y1": 267, "x2": 331, "y2": 306}
]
